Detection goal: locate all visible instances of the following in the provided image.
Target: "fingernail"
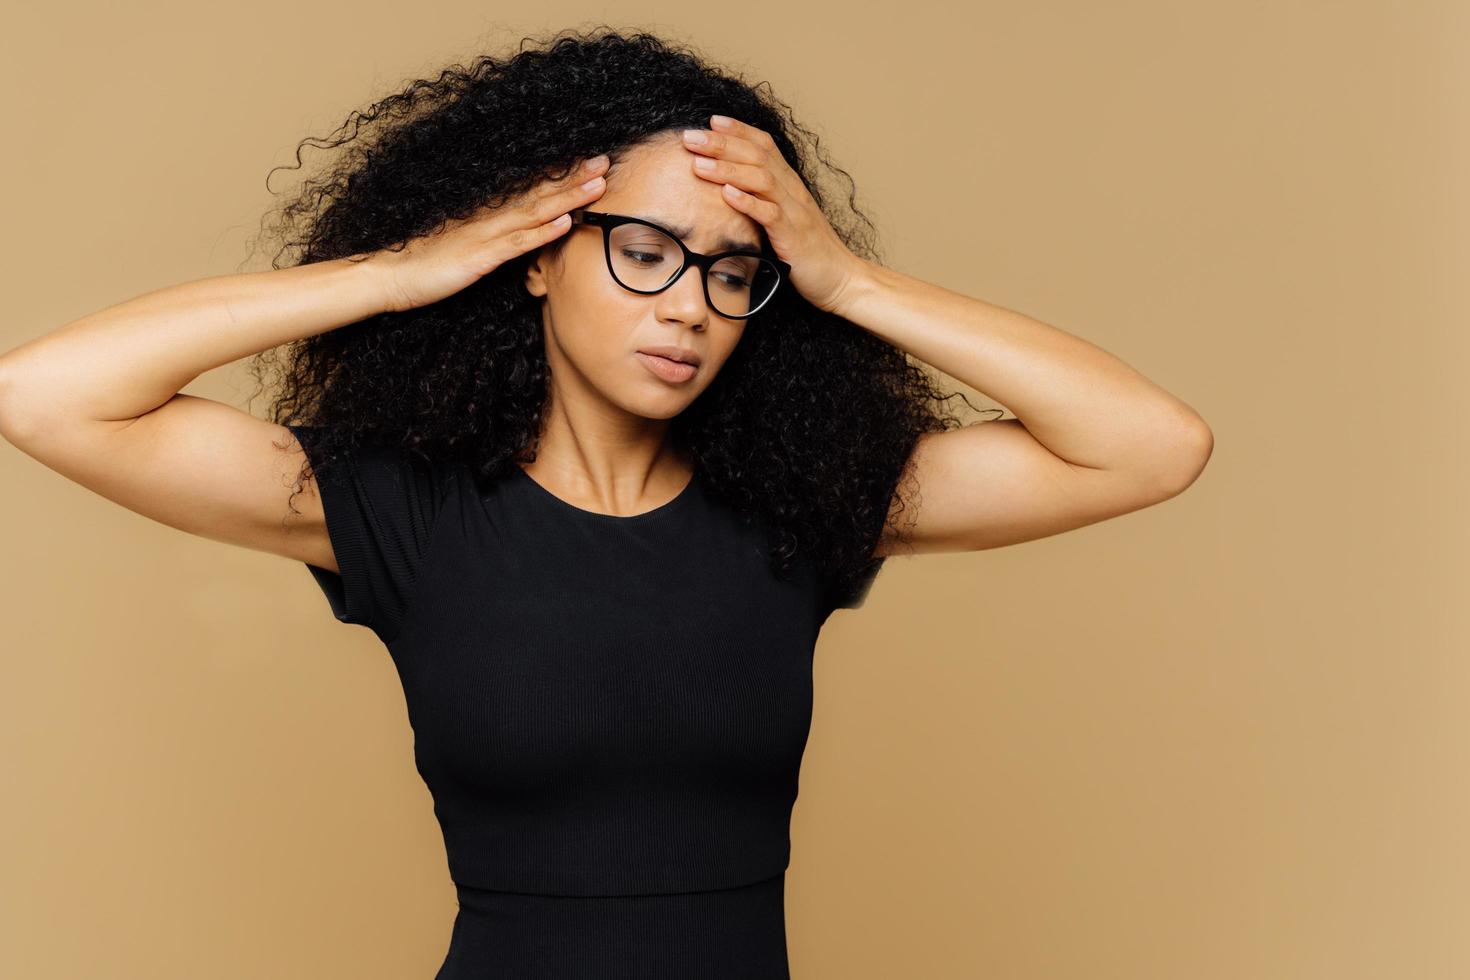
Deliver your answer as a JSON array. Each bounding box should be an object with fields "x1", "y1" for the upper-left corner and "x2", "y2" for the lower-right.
[
  {"x1": 682, "y1": 129, "x2": 707, "y2": 144},
  {"x1": 584, "y1": 154, "x2": 608, "y2": 172}
]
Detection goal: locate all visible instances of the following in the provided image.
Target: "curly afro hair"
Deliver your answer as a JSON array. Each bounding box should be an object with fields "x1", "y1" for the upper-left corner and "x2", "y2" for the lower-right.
[{"x1": 247, "y1": 26, "x2": 987, "y2": 610}]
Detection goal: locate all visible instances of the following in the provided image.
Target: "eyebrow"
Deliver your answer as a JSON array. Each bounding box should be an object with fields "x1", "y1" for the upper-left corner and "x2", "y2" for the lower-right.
[{"x1": 632, "y1": 213, "x2": 762, "y2": 253}]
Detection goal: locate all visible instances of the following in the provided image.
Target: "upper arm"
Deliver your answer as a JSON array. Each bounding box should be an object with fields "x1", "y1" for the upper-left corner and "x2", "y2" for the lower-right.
[
  {"x1": 874, "y1": 417, "x2": 1211, "y2": 557},
  {"x1": 0, "y1": 392, "x2": 336, "y2": 571}
]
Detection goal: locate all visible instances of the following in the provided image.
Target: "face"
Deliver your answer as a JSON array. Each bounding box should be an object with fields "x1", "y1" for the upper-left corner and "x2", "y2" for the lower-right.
[{"x1": 523, "y1": 132, "x2": 766, "y2": 421}]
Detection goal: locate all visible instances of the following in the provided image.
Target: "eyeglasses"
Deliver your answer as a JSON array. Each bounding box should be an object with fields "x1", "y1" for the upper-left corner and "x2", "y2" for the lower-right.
[{"x1": 568, "y1": 209, "x2": 791, "y2": 319}]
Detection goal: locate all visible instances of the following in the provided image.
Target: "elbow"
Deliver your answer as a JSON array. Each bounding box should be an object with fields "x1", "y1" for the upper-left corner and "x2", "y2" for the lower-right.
[
  {"x1": 1153, "y1": 420, "x2": 1213, "y2": 499},
  {"x1": 0, "y1": 357, "x2": 44, "y2": 448},
  {"x1": 0, "y1": 357, "x2": 14, "y2": 445}
]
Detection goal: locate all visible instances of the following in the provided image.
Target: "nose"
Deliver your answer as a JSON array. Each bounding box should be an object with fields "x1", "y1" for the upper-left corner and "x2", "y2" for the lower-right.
[{"x1": 654, "y1": 262, "x2": 711, "y2": 326}]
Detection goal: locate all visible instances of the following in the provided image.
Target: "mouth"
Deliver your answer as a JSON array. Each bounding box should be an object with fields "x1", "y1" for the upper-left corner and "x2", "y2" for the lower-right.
[
  {"x1": 634, "y1": 350, "x2": 700, "y2": 383},
  {"x1": 636, "y1": 345, "x2": 702, "y2": 366}
]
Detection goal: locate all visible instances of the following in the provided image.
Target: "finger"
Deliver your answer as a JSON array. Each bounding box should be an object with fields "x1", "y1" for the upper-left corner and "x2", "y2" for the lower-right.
[
  {"x1": 515, "y1": 169, "x2": 605, "y2": 230},
  {"x1": 719, "y1": 182, "x2": 782, "y2": 225},
  {"x1": 536, "y1": 154, "x2": 608, "y2": 207},
  {"x1": 544, "y1": 153, "x2": 610, "y2": 190},
  {"x1": 687, "y1": 136, "x2": 802, "y2": 202},
  {"x1": 709, "y1": 114, "x2": 778, "y2": 152},
  {"x1": 501, "y1": 154, "x2": 608, "y2": 215},
  {"x1": 502, "y1": 210, "x2": 575, "y2": 258},
  {"x1": 680, "y1": 128, "x2": 764, "y2": 165},
  {"x1": 689, "y1": 156, "x2": 783, "y2": 203}
]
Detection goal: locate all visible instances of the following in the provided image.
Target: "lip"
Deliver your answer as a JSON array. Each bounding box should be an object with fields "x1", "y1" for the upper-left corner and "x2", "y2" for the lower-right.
[
  {"x1": 636, "y1": 345, "x2": 702, "y2": 366},
  {"x1": 635, "y1": 351, "x2": 699, "y2": 383}
]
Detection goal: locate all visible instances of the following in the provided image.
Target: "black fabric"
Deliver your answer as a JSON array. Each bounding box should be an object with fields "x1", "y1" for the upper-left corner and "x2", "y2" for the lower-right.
[
  {"x1": 289, "y1": 424, "x2": 882, "y2": 972},
  {"x1": 822, "y1": 456, "x2": 906, "y2": 612},
  {"x1": 828, "y1": 555, "x2": 885, "y2": 612},
  {"x1": 435, "y1": 872, "x2": 790, "y2": 979},
  {"x1": 292, "y1": 425, "x2": 453, "y2": 644}
]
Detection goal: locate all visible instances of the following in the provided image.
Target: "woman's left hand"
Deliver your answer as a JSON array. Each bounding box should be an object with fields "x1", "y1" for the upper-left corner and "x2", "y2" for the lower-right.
[{"x1": 682, "y1": 114, "x2": 868, "y2": 316}]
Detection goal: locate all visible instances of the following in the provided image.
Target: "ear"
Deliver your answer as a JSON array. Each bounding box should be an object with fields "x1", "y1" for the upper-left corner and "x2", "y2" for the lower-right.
[{"x1": 524, "y1": 247, "x2": 553, "y2": 298}]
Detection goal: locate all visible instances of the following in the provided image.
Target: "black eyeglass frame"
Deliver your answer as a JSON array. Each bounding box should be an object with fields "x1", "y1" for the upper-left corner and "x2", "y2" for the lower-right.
[{"x1": 567, "y1": 209, "x2": 791, "y2": 319}]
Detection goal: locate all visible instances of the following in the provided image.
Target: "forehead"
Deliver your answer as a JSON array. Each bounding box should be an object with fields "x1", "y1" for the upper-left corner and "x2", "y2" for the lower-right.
[{"x1": 598, "y1": 135, "x2": 765, "y2": 252}]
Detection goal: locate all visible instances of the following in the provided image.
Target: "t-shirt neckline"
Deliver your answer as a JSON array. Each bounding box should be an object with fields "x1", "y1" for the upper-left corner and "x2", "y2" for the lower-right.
[{"x1": 512, "y1": 463, "x2": 700, "y2": 523}]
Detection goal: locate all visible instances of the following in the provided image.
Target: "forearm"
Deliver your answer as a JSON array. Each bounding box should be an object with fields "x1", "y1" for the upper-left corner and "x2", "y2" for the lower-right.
[
  {"x1": 832, "y1": 256, "x2": 1211, "y2": 474},
  {"x1": 0, "y1": 253, "x2": 390, "y2": 425}
]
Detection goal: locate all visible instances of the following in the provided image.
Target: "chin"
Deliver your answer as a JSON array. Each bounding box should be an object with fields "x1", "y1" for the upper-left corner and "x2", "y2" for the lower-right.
[
  {"x1": 599, "y1": 382, "x2": 692, "y2": 421},
  {"x1": 630, "y1": 395, "x2": 693, "y2": 421}
]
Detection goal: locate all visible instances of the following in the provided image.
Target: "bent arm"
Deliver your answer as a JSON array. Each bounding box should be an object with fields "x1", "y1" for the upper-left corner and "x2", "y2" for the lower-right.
[
  {"x1": 0, "y1": 254, "x2": 389, "y2": 429},
  {"x1": 826, "y1": 258, "x2": 1212, "y2": 558},
  {"x1": 0, "y1": 253, "x2": 394, "y2": 572}
]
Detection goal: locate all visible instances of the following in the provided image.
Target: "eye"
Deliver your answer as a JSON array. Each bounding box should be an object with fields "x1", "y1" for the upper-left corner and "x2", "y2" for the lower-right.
[
  {"x1": 712, "y1": 271, "x2": 752, "y2": 288},
  {"x1": 620, "y1": 248, "x2": 665, "y2": 266}
]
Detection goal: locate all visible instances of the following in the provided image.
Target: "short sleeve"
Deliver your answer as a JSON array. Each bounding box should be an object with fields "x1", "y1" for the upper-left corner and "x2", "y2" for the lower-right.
[
  {"x1": 289, "y1": 424, "x2": 453, "y2": 644},
  {"x1": 819, "y1": 450, "x2": 910, "y2": 617},
  {"x1": 821, "y1": 555, "x2": 887, "y2": 617}
]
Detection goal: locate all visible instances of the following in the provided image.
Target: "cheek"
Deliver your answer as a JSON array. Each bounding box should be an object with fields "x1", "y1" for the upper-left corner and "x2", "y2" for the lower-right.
[
  {"x1": 544, "y1": 246, "x2": 622, "y2": 319},
  {"x1": 706, "y1": 331, "x2": 746, "y2": 370},
  {"x1": 545, "y1": 288, "x2": 645, "y2": 368}
]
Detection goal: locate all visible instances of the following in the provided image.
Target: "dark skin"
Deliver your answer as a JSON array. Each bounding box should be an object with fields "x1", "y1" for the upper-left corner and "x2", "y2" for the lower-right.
[
  {"x1": 675, "y1": 113, "x2": 1213, "y2": 556},
  {"x1": 520, "y1": 112, "x2": 1217, "y2": 543},
  {"x1": 520, "y1": 112, "x2": 1210, "y2": 546},
  {"x1": 518, "y1": 131, "x2": 760, "y2": 517},
  {"x1": 0, "y1": 114, "x2": 1210, "y2": 582}
]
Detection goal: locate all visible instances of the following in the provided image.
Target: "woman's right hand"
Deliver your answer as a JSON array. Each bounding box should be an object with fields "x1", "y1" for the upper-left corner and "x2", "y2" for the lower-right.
[{"x1": 368, "y1": 153, "x2": 610, "y2": 314}]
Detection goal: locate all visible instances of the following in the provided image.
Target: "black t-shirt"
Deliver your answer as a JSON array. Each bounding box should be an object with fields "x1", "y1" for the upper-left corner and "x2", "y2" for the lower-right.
[{"x1": 289, "y1": 425, "x2": 882, "y2": 896}]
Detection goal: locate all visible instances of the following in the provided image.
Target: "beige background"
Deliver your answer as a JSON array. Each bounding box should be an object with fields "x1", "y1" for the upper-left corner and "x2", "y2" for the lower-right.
[{"x1": 3, "y1": 4, "x2": 1465, "y2": 978}]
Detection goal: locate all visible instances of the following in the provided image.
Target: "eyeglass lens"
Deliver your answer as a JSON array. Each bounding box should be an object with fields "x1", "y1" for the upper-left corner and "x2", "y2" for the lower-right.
[{"x1": 607, "y1": 223, "x2": 780, "y2": 317}]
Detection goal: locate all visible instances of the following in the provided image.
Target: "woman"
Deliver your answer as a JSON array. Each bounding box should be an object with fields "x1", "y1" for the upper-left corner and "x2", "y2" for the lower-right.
[{"x1": 0, "y1": 28, "x2": 1212, "y2": 979}]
